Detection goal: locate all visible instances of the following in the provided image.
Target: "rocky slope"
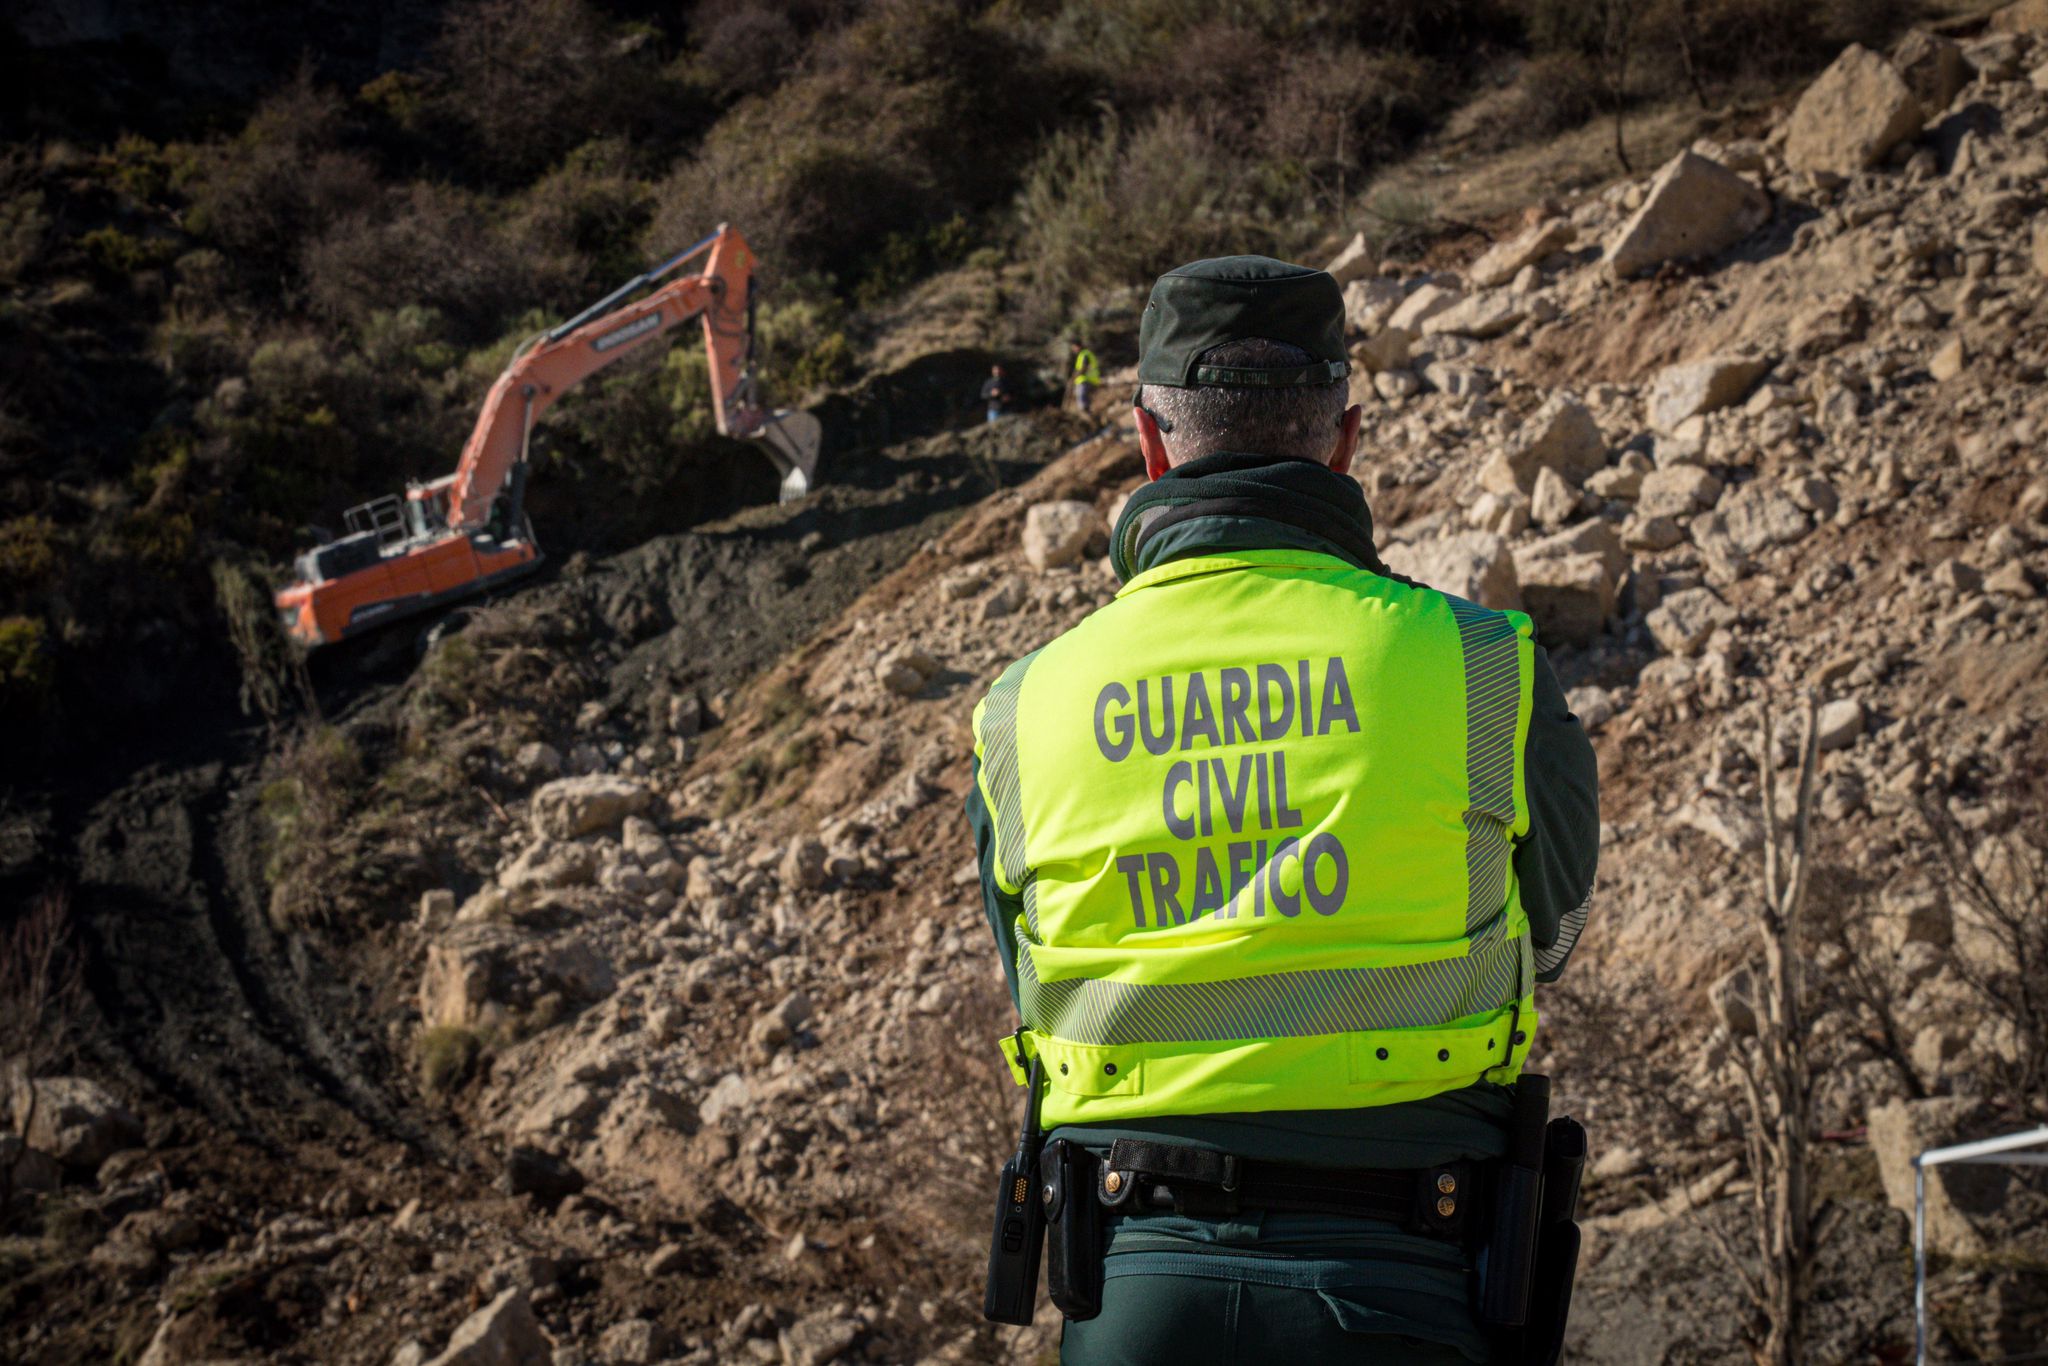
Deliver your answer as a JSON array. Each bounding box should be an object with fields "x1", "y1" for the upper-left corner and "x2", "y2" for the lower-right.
[{"x1": 9, "y1": 13, "x2": 2048, "y2": 1365}]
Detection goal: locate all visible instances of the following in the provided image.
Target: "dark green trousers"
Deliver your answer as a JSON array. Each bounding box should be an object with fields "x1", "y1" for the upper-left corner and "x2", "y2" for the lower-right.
[{"x1": 1058, "y1": 1210, "x2": 1497, "y2": 1366}]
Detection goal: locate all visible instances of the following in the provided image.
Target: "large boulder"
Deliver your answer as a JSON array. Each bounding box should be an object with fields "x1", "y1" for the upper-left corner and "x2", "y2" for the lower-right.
[
  {"x1": 424, "y1": 1287, "x2": 551, "y2": 1366},
  {"x1": 1516, "y1": 555, "x2": 1618, "y2": 647},
  {"x1": 528, "y1": 775, "x2": 651, "y2": 840},
  {"x1": 499, "y1": 840, "x2": 596, "y2": 895},
  {"x1": 0, "y1": 1132, "x2": 63, "y2": 1192},
  {"x1": 1467, "y1": 218, "x2": 1574, "y2": 289},
  {"x1": 1321, "y1": 231, "x2": 1376, "y2": 285},
  {"x1": 1384, "y1": 531, "x2": 1521, "y2": 611},
  {"x1": 1387, "y1": 282, "x2": 1462, "y2": 332},
  {"x1": 420, "y1": 930, "x2": 507, "y2": 1030},
  {"x1": 1717, "y1": 482, "x2": 1812, "y2": 554},
  {"x1": 1637, "y1": 466, "x2": 1724, "y2": 519},
  {"x1": 1891, "y1": 30, "x2": 1968, "y2": 114},
  {"x1": 1350, "y1": 327, "x2": 1411, "y2": 375},
  {"x1": 1513, "y1": 521, "x2": 1628, "y2": 647},
  {"x1": 1647, "y1": 355, "x2": 1770, "y2": 433},
  {"x1": 1991, "y1": 0, "x2": 2048, "y2": 30},
  {"x1": 781, "y1": 1311, "x2": 863, "y2": 1366},
  {"x1": 1646, "y1": 587, "x2": 1734, "y2": 656},
  {"x1": 9, "y1": 1075, "x2": 143, "y2": 1172},
  {"x1": 1343, "y1": 277, "x2": 1405, "y2": 333},
  {"x1": 1783, "y1": 44, "x2": 1924, "y2": 176},
  {"x1": 1421, "y1": 290, "x2": 1527, "y2": 340},
  {"x1": 1022, "y1": 501, "x2": 1101, "y2": 571},
  {"x1": 1481, "y1": 393, "x2": 1607, "y2": 495},
  {"x1": 1604, "y1": 151, "x2": 1771, "y2": 279}
]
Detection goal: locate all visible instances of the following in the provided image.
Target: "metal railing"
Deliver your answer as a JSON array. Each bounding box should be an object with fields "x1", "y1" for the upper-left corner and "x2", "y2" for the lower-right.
[{"x1": 1914, "y1": 1124, "x2": 2048, "y2": 1364}]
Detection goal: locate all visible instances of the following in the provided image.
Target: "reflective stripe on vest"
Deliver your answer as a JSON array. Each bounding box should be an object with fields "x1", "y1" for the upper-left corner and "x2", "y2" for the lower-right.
[{"x1": 972, "y1": 549, "x2": 1538, "y2": 1126}]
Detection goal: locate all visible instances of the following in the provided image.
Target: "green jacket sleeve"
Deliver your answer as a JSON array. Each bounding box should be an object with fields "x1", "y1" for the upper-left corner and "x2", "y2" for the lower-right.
[
  {"x1": 1516, "y1": 646, "x2": 1599, "y2": 983},
  {"x1": 966, "y1": 754, "x2": 1026, "y2": 1013}
]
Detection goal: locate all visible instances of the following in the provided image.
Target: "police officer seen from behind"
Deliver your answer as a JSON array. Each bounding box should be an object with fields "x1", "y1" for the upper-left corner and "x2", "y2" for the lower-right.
[{"x1": 967, "y1": 257, "x2": 1599, "y2": 1364}]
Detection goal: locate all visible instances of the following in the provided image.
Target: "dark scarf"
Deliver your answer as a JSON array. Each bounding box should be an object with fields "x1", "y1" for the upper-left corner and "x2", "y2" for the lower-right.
[{"x1": 1108, "y1": 451, "x2": 1393, "y2": 584}]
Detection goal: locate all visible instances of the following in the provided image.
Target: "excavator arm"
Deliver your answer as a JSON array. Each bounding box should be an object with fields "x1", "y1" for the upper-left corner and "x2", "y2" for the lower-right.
[
  {"x1": 442, "y1": 224, "x2": 819, "y2": 531},
  {"x1": 274, "y1": 223, "x2": 821, "y2": 648}
]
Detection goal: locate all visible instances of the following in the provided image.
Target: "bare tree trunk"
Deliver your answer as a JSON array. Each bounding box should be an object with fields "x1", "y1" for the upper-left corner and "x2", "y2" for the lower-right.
[
  {"x1": 1674, "y1": 0, "x2": 1713, "y2": 111},
  {"x1": 1753, "y1": 697, "x2": 1818, "y2": 1364},
  {"x1": 1605, "y1": 1, "x2": 1635, "y2": 175},
  {"x1": 1708, "y1": 695, "x2": 1823, "y2": 1364}
]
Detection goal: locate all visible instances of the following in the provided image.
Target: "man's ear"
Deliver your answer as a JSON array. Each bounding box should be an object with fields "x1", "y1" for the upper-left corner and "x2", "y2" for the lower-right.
[
  {"x1": 1328, "y1": 403, "x2": 1364, "y2": 477},
  {"x1": 1134, "y1": 401, "x2": 1172, "y2": 482}
]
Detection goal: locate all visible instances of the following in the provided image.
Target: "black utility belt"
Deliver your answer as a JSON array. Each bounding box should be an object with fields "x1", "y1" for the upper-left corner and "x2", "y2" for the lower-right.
[
  {"x1": 987, "y1": 1071, "x2": 1586, "y2": 1366},
  {"x1": 1089, "y1": 1137, "x2": 1478, "y2": 1244}
]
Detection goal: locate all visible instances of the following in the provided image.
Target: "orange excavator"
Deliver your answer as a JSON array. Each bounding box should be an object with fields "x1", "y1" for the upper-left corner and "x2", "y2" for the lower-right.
[{"x1": 275, "y1": 225, "x2": 821, "y2": 647}]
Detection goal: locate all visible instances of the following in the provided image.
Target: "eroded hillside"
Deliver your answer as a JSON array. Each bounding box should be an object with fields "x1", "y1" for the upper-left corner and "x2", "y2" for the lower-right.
[{"x1": 9, "y1": 9, "x2": 2048, "y2": 1366}]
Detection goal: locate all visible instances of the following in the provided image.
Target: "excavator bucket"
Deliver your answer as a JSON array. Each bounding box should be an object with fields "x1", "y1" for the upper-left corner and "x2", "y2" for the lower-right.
[{"x1": 751, "y1": 408, "x2": 823, "y2": 503}]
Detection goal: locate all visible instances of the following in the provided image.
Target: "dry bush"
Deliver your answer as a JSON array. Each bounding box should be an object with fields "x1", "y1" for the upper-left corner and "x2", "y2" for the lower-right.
[
  {"x1": 511, "y1": 138, "x2": 656, "y2": 294},
  {"x1": 646, "y1": 80, "x2": 933, "y2": 286},
  {"x1": 686, "y1": 1, "x2": 821, "y2": 100},
  {"x1": 211, "y1": 558, "x2": 311, "y2": 728},
  {"x1": 1018, "y1": 107, "x2": 1283, "y2": 305},
  {"x1": 1920, "y1": 803, "x2": 2048, "y2": 1118},
  {"x1": 184, "y1": 74, "x2": 380, "y2": 277},
  {"x1": 1505, "y1": 50, "x2": 1607, "y2": 135},
  {"x1": 0, "y1": 884, "x2": 84, "y2": 1221},
  {"x1": 301, "y1": 183, "x2": 532, "y2": 341},
  {"x1": 259, "y1": 725, "x2": 365, "y2": 927},
  {"x1": 432, "y1": 0, "x2": 629, "y2": 180}
]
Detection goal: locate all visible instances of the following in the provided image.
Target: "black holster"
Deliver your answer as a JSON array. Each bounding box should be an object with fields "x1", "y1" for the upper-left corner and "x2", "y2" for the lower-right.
[
  {"x1": 1474, "y1": 1074, "x2": 1587, "y2": 1366},
  {"x1": 1522, "y1": 1116, "x2": 1587, "y2": 1366},
  {"x1": 1041, "y1": 1138, "x2": 1104, "y2": 1320}
]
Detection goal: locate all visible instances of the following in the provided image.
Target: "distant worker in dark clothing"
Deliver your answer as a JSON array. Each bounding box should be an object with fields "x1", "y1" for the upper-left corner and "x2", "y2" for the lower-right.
[
  {"x1": 982, "y1": 364, "x2": 1012, "y2": 424},
  {"x1": 1069, "y1": 339, "x2": 1101, "y2": 417}
]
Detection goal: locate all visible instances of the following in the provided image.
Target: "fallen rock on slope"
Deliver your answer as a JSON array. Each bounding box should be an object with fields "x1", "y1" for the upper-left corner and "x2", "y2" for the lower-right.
[
  {"x1": 1604, "y1": 151, "x2": 1771, "y2": 279},
  {"x1": 1784, "y1": 43, "x2": 1924, "y2": 175}
]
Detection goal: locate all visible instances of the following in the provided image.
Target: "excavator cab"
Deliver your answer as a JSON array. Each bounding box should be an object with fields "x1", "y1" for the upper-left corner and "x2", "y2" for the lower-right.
[{"x1": 274, "y1": 225, "x2": 819, "y2": 648}]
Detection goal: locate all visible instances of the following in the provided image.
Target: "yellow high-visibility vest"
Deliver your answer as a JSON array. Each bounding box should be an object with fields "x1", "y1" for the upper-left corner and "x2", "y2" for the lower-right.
[{"x1": 974, "y1": 548, "x2": 1538, "y2": 1127}]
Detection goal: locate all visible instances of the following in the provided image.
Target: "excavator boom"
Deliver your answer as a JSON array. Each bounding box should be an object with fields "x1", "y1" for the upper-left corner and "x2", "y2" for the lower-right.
[{"x1": 274, "y1": 225, "x2": 820, "y2": 648}]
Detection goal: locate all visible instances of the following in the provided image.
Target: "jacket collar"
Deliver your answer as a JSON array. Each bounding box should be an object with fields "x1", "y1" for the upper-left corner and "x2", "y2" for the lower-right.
[{"x1": 1108, "y1": 451, "x2": 1389, "y2": 584}]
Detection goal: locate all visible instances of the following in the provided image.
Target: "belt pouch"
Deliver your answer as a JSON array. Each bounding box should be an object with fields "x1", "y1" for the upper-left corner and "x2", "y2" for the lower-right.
[{"x1": 1042, "y1": 1139, "x2": 1104, "y2": 1321}]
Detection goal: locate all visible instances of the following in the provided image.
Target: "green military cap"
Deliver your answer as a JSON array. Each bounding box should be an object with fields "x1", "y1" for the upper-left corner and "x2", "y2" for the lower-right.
[{"x1": 1138, "y1": 255, "x2": 1349, "y2": 389}]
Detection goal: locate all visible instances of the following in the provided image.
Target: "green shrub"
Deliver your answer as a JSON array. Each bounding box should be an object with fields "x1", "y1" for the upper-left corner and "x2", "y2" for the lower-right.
[
  {"x1": 0, "y1": 174, "x2": 46, "y2": 285},
  {"x1": 260, "y1": 724, "x2": 365, "y2": 923},
  {"x1": 718, "y1": 750, "x2": 775, "y2": 816},
  {"x1": 0, "y1": 616, "x2": 52, "y2": 701},
  {"x1": 415, "y1": 1025, "x2": 482, "y2": 1095},
  {"x1": 212, "y1": 559, "x2": 301, "y2": 724},
  {"x1": 359, "y1": 305, "x2": 460, "y2": 377},
  {"x1": 0, "y1": 517, "x2": 59, "y2": 597},
  {"x1": 1018, "y1": 108, "x2": 1280, "y2": 304},
  {"x1": 100, "y1": 134, "x2": 175, "y2": 203},
  {"x1": 412, "y1": 633, "x2": 484, "y2": 724},
  {"x1": 79, "y1": 226, "x2": 176, "y2": 277},
  {"x1": 514, "y1": 139, "x2": 657, "y2": 292}
]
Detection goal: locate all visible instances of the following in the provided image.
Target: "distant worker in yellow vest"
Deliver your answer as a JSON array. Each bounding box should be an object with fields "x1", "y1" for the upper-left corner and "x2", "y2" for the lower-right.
[
  {"x1": 1068, "y1": 339, "x2": 1101, "y2": 417},
  {"x1": 970, "y1": 257, "x2": 1599, "y2": 1364}
]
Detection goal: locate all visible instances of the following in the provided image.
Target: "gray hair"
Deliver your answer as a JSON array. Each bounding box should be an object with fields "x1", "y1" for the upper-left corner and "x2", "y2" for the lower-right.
[{"x1": 1140, "y1": 338, "x2": 1349, "y2": 465}]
